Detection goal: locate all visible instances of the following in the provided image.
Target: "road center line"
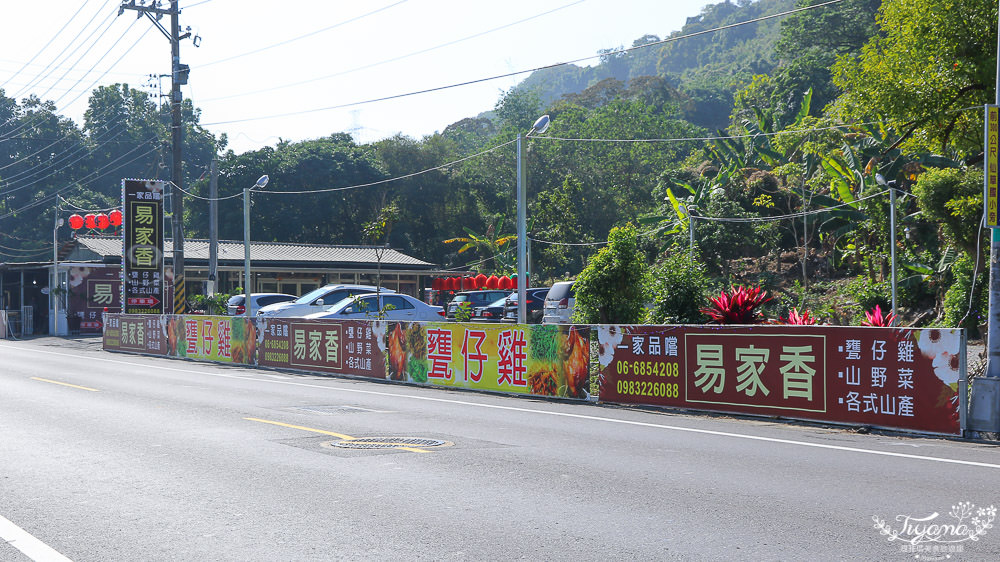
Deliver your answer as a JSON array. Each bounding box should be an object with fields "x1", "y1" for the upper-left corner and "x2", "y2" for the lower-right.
[
  {"x1": 8, "y1": 344, "x2": 1000, "y2": 469},
  {"x1": 244, "y1": 417, "x2": 430, "y2": 452},
  {"x1": 0, "y1": 513, "x2": 73, "y2": 562},
  {"x1": 30, "y1": 377, "x2": 99, "y2": 392}
]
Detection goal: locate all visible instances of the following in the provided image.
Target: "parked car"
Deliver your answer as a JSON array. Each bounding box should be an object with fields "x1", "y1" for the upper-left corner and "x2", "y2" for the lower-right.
[
  {"x1": 303, "y1": 293, "x2": 444, "y2": 322},
  {"x1": 446, "y1": 290, "x2": 510, "y2": 319},
  {"x1": 502, "y1": 287, "x2": 550, "y2": 323},
  {"x1": 473, "y1": 294, "x2": 509, "y2": 322},
  {"x1": 257, "y1": 284, "x2": 394, "y2": 318},
  {"x1": 226, "y1": 293, "x2": 297, "y2": 316},
  {"x1": 542, "y1": 281, "x2": 576, "y2": 324}
]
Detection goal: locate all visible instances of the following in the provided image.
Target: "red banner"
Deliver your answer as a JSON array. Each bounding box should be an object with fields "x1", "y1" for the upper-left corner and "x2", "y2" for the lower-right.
[
  {"x1": 257, "y1": 318, "x2": 386, "y2": 378},
  {"x1": 597, "y1": 325, "x2": 961, "y2": 435}
]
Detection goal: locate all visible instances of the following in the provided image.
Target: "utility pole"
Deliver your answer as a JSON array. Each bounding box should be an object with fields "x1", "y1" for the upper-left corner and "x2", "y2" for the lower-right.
[
  {"x1": 119, "y1": 0, "x2": 196, "y2": 314},
  {"x1": 208, "y1": 158, "x2": 218, "y2": 296}
]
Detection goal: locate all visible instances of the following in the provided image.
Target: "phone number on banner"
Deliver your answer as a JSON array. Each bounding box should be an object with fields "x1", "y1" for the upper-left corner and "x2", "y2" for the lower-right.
[
  {"x1": 615, "y1": 379, "x2": 679, "y2": 398},
  {"x1": 614, "y1": 360, "x2": 680, "y2": 377}
]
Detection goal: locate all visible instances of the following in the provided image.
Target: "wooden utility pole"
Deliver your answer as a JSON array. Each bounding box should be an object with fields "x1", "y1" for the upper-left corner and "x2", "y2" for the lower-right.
[{"x1": 118, "y1": 0, "x2": 194, "y2": 313}]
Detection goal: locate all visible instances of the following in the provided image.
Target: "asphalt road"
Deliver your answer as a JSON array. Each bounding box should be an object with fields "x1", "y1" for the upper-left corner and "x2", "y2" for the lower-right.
[{"x1": 2, "y1": 336, "x2": 1000, "y2": 561}]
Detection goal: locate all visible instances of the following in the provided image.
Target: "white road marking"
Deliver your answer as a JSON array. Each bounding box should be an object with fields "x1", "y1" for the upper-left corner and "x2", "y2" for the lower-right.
[
  {"x1": 0, "y1": 514, "x2": 72, "y2": 562},
  {"x1": 6, "y1": 343, "x2": 1000, "y2": 470}
]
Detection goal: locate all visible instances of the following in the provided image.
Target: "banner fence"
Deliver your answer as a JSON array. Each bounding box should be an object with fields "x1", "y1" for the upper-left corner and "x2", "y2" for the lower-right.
[{"x1": 103, "y1": 315, "x2": 964, "y2": 436}]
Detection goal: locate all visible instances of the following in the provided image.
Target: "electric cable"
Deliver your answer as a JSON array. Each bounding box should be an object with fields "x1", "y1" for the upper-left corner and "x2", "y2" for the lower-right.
[
  {"x1": 198, "y1": 1, "x2": 410, "y2": 69},
  {"x1": 202, "y1": 0, "x2": 847, "y2": 126},
  {"x1": 199, "y1": 0, "x2": 587, "y2": 104},
  {"x1": 0, "y1": 0, "x2": 97, "y2": 90}
]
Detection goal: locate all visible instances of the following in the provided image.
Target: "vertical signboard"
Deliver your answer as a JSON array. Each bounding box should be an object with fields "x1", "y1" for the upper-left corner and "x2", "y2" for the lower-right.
[
  {"x1": 985, "y1": 105, "x2": 999, "y2": 227},
  {"x1": 122, "y1": 179, "x2": 165, "y2": 313}
]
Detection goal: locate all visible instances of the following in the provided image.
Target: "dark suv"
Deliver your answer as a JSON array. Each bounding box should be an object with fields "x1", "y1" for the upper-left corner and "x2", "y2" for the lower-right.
[
  {"x1": 446, "y1": 290, "x2": 510, "y2": 319},
  {"x1": 502, "y1": 288, "x2": 549, "y2": 323}
]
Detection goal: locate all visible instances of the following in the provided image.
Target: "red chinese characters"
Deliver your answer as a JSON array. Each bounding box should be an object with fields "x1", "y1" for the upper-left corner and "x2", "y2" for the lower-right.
[
  {"x1": 427, "y1": 328, "x2": 453, "y2": 379},
  {"x1": 497, "y1": 329, "x2": 527, "y2": 387},
  {"x1": 462, "y1": 329, "x2": 487, "y2": 382}
]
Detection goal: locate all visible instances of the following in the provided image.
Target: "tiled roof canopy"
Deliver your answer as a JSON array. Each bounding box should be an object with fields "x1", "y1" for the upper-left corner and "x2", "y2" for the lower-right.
[{"x1": 67, "y1": 236, "x2": 435, "y2": 269}]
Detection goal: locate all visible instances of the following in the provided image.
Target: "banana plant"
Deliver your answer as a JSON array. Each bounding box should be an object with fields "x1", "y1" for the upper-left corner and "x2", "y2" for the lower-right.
[{"x1": 443, "y1": 218, "x2": 517, "y2": 273}]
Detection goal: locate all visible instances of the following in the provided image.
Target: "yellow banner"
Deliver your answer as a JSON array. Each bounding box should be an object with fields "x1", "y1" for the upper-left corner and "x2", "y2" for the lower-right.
[{"x1": 386, "y1": 322, "x2": 591, "y2": 399}]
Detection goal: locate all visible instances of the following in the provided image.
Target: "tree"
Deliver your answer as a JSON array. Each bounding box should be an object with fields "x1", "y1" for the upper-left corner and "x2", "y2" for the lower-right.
[
  {"x1": 832, "y1": 0, "x2": 997, "y2": 155},
  {"x1": 647, "y1": 250, "x2": 714, "y2": 324},
  {"x1": 572, "y1": 224, "x2": 651, "y2": 324}
]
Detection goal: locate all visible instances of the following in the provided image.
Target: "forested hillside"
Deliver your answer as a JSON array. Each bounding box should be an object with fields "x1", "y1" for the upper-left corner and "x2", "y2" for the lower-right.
[{"x1": 0, "y1": 0, "x2": 996, "y2": 330}]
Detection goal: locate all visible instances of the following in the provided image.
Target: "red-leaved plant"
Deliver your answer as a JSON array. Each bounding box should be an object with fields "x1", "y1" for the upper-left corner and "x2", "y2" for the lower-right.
[
  {"x1": 701, "y1": 285, "x2": 772, "y2": 324},
  {"x1": 779, "y1": 307, "x2": 816, "y2": 325},
  {"x1": 862, "y1": 305, "x2": 896, "y2": 327}
]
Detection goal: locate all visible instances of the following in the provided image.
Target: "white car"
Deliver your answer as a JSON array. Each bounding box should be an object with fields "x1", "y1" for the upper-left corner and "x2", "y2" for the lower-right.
[
  {"x1": 542, "y1": 281, "x2": 576, "y2": 324},
  {"x1": 303, "y1": 293, "x2": 444, "y2": 322},
  {"x1": 257, "y1": 284, "x2": 394, "y2": 318},
  {"x1": 226, "y1": 293, "x2": 296, "y2": 316}
]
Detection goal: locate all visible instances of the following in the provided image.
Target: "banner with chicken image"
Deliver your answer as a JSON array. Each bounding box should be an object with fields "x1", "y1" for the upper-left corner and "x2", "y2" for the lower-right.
[{"x1": 386, "y1": 322, "x2": 591, "y2": 399}]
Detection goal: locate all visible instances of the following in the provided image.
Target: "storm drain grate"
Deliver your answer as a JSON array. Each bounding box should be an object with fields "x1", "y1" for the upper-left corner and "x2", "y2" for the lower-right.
[{"x1": 331, "y1": 437, "x2": 449, "y2": 450}]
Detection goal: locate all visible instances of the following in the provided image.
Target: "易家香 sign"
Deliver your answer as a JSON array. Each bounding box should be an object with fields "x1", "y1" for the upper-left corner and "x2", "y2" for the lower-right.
[
  {"x1": 597, "y1": 325, "x2": 962, "y2": 435},
  {"x1": 122, "y1": 179, "x2": 165, "y2": 314}
]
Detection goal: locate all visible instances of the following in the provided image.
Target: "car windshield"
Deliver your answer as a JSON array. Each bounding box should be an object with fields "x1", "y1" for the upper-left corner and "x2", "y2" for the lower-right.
[
  {"x1": 487, "y1": 296, "x2": 507, "y2": 307},
  {"x1": 294, "y1": 286, "x2": 330, "y2": 304},
  {"x1": 227, "y1": 295, "x2": 244, "y2": 305},
  {"x1": 452, "y1": 295, "x2": 469, "y2": 303}
]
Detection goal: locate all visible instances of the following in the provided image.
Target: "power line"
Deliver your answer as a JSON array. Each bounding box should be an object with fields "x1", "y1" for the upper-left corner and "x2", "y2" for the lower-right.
[
  {"x1": 198, "y1": 0, "x2": 410, "y2": 69},
  {"x1": 0, "y1": 0, "x2": 98, "y2": 91},
  {"x1": 198, "y1": 0, "x2": 587, "y2": 104},
  {"x1": 202, "y1": 0, "x2": 847, "y2": 126}
]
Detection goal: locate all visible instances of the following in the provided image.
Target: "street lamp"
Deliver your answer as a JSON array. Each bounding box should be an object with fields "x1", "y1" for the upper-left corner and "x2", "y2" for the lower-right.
[
  {"x1": 875, "y1": 173, "x2": 897, "y2": 324},
  {"x1": 244, "y1": 174, "x2": 269, "y2": 318},
  {"x1": 517, "y1": 114, "x2": 550, "y2": 324}
]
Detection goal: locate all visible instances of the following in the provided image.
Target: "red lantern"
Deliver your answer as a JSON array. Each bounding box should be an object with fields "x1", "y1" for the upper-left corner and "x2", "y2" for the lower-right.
[
  {"x1": 431, "y1": 278, "x2": 442, "y2": 291},
  {"x1": 475, "y1": 273, "x2": 488, "y2": 289},
  {"x1": 486, "y1": 275, "x2": 499, "y2": 289},
  {"x1": 84, "y1": 214, "x2": 96, "y2": 229},
  {"x1": 109, "y1": 209, "x2": 122, "y2": 227},
  {"x1": 448, "y1": 277, "x2": 459, "y2": 291},
  {"x1": 68, "y1": 214, "x2": 84, "y2": 230},
  {"x1": 500, "y1": 275, "x2": 513, "y2": 290},
  {"x1": 96, "y1": 213, "x2": 110, "y2": 229}
]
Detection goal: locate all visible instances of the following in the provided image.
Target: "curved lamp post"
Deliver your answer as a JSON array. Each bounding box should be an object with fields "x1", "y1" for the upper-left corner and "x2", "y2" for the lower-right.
[
  {"x1": 516, "y1": 115, "x2": 550, "y2": 323},
  {"x1": 244, "y1": 174, "x2": 269, "y2": 318}
]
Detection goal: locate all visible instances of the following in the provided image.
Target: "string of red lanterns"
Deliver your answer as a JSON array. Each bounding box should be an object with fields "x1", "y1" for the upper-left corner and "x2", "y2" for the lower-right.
[
  {"x1": 67, "y1": 209, "x2": 122, "y2": 231},
  {"x1": 430, "y1": 273, "x2": 523, "y2": 292}
]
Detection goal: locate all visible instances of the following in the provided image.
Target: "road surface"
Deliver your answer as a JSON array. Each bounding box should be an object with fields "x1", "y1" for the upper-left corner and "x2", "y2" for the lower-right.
[{"x1": 2, "y1": 336, "x2": 999, "y2": 561}]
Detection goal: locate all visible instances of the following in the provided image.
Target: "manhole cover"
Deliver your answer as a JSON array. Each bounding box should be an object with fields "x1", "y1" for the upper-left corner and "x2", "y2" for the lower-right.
[{"x1": 330, "y1": 437, "x2": 449, "y2": 450}]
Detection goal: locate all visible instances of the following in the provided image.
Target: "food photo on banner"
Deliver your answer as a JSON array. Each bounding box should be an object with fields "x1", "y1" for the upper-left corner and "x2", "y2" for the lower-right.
[
  {"x1": 386, "y1": 322, "x2": 590, "y2": 399},
  {"x1": 163, "y1": 315, "x2": 256, "y2": 364},
  {"x1": 255, "y1": 318, "x2": 386, "y2": 378},
  {"x1": 596, "y1": 325, "x2": 962, "y2": 435}
]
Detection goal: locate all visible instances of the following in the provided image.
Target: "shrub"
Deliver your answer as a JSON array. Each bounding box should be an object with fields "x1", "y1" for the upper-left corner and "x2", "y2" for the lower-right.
[
  {"x1": 647, "y1": 250, "x2": 713, "y2": 324},
  {"x1": 573, "y1": 224, "x2": 651, "y2": 324},
  {"x1": 942, "y1": 253, "x2": 987, "y2": 332},
  {"x1": 845, "y1": 276, "x2": 890, "y2": 311},
  {"x1": 861, "y1": 305, "x2": 896, "y2": 327},
  {"x1": 701, "y1": 285, "x2": 772, "y2": 324},
  {"x1": 779, "y1": 308, "x2": 817, "y2": 325}
]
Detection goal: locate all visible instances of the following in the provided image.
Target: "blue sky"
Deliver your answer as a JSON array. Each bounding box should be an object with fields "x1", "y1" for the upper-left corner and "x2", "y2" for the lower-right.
[{"x1": 0, "y1": 0, "x2": 712, "y2": 154}]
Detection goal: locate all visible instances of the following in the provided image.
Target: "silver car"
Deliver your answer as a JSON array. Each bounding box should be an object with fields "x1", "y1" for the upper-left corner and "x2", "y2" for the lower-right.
[
  {"x1": 256, "y1": 284, "x2": 394, "y2": 318},
  {"x1": 303, "y1": 293, "x2": 444, "y2": 322}
]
